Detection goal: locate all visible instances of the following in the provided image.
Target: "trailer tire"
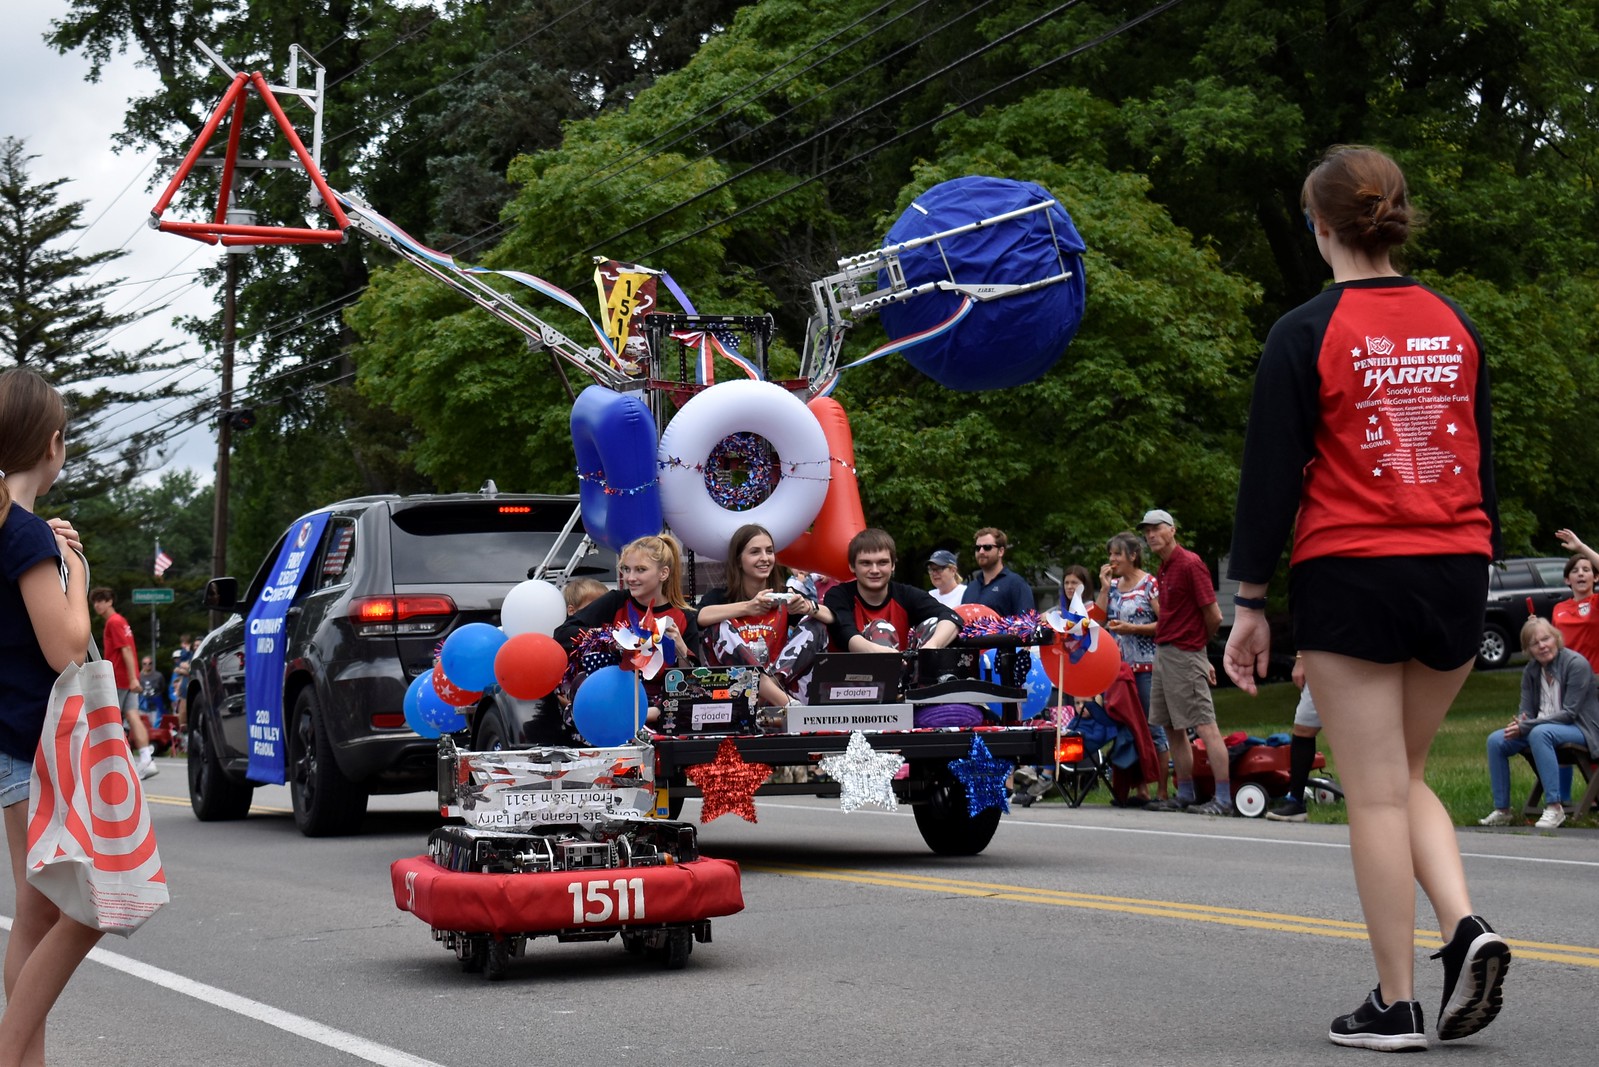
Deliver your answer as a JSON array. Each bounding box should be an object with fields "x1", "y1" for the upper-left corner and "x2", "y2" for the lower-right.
[{"x1": 912, "y1": 764, "x2": 1001, "y2": 856}]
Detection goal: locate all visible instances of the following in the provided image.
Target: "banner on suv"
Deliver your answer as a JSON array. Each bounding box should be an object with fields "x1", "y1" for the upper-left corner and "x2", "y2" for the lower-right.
[{"x1": 245, "y1": 513, "x2": 329, "y2": 783}]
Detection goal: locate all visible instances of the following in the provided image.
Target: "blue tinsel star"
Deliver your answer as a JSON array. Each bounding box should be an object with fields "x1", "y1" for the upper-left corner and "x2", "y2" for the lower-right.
[{"x1": 949, "y1": 736, "x2": 1012, "y2": 817}]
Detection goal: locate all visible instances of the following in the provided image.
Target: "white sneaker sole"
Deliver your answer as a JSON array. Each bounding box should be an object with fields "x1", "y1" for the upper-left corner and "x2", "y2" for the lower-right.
[
  {"x1": 1438, "y1": 933, "x2": 1510, "y2": 1041},
  {"x1": 1328, "y1": 1031, "x2": 1427, "y2": 1052},
  {"x1": 137, "y1": 762, "x2": 160, "y2": 781}
]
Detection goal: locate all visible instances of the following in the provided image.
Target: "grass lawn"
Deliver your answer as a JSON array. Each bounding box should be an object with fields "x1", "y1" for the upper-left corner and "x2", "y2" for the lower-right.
[{"x1": 1060, "y1": 669, "x2": 1594, "y2": 829}]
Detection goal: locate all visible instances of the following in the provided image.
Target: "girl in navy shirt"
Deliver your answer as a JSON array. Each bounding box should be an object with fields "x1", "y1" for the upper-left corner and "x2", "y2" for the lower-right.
[{"x1": 0, "y1": 367, "x2": 101, "y2": 1061}]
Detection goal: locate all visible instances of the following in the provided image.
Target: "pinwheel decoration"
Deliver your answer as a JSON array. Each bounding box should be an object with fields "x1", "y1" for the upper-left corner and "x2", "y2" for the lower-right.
[{"x1": 611, "y1": 605, "x2": 677, "y2": 679}]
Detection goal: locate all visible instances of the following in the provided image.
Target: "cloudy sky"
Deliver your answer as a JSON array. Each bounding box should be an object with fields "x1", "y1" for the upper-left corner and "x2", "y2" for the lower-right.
[{"x1": 3, "y1": 1, "x2": 245, "y2": 481}]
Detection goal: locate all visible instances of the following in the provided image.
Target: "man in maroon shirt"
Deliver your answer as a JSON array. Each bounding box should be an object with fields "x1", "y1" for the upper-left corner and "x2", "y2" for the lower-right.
[
  {"x1": 90, "y1": 587, "x2": 158, "y2": 779},
  {"x1": 1137, "y1": 510, "x2": 1228, "y2": 814}
]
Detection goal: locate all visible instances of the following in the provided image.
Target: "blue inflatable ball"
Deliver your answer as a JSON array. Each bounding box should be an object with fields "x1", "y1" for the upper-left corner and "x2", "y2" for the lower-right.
[
  {"x1": 441, "y1": 623, "x2": 508, "y2": 692},
  {"x1": 572, "y1": 665, "x2": 647, "y2": 747},
  {"x1": 404, "y1": 673, "x2": 444, "y2": 739},
  {"x1": 418, "y1": 677, "x2": 467, "y2": 736},
  {"x1": 878, "y1": 175, "x2": 1086, "y2": 391}
]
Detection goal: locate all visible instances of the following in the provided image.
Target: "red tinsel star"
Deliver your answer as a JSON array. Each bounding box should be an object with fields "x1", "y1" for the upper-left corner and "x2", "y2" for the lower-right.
[{"x1": 684, "y1": 738, "x2": 772, "y2": 824}]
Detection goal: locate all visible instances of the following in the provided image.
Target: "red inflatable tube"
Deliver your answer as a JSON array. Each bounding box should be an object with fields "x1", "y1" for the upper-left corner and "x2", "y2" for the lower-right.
[
  {"x1": 777, "y1": 396, "x2": 866, "y2": 583},
  {"x1": 390, "y1": 856, "x2": 744, "y2": 936}
]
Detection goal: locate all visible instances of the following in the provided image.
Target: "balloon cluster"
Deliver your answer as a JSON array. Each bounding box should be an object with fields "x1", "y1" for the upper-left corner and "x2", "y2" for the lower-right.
[{"x1": 401, "y1": 579, "x2": 573, "y2": 739}]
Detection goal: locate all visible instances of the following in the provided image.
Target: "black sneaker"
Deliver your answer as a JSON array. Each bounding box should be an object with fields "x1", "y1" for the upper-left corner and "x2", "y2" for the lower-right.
[
  {"x1": 1432, "y1": 915, "x2": 1510, "y2": 1041},
  {"x1": 1144, "y1": 797, "x2": 1186, "y2": 812},
  {"x1": 1265, "y1": 796, "x2": 1307, "y2": 822},
  {"x1": 1329, "y1": 988, "x2": 1427, "y2": 1052}
]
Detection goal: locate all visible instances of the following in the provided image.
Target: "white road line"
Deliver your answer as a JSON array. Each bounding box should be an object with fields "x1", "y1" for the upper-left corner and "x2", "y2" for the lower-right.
[
  {"x1": 747, "y1": 800, "x2": 1599, "y2": 866},
  {"x1": 0, "y1": 917, "x2": 446, "y2": 1067}
]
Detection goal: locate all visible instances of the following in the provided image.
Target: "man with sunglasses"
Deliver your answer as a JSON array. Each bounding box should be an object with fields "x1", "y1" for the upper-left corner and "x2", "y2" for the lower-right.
[{"x1": 960, "y1": 527, "x2": 1034, "y2": 617}]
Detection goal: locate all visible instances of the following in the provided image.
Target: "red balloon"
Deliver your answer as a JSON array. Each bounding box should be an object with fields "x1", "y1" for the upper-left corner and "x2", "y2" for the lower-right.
[
  {"x1": 1037, "y1": 631, "x2": 1122, "y2": 699},
  {"x1": 431, "y1": 664, "x2": 483, "y2": 708},
  {"x1": 494, "y1": 632, "x2": 569, "y2": 701},
  {"x1": 955, "y1": 603, "x2": 1000, "y2": 624}
]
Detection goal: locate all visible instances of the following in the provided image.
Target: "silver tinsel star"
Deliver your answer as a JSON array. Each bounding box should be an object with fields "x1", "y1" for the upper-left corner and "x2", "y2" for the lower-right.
[{"x1": 819, "y1": 731, "x2": 905, "y2": 812}]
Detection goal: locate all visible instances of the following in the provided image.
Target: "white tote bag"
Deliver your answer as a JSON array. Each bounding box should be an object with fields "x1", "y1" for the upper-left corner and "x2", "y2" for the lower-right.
[{"x1": 25, "y1": 641, "x2": 169, "y2": 936}]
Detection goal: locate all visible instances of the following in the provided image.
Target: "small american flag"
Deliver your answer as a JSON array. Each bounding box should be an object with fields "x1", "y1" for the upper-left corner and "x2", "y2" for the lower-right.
[{"x1": 153, "y1": 549, "x2": 174, "y2": 578}]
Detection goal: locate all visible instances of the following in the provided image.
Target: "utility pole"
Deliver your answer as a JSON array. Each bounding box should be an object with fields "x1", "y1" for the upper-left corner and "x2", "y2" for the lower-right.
[{"x1": 208, "y1": 200, "x2": 253, "y2": 628}]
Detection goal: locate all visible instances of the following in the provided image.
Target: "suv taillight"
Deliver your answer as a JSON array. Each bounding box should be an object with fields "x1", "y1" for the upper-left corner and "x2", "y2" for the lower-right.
[{"x1": 348, "y1": 595, "x2": 457, "y2": 637}]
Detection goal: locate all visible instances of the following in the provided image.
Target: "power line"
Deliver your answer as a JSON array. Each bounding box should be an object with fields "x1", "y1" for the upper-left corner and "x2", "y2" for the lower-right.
[
  {"x1": 578, "y1": 0, "x2": 912, "y2": 191},
  {"x1": 583, "y1": 0, "x2": 999, "y2": 225},
  {"x1": 64, "y1": 156, "x2": 157, "y2": 255},
  {"x1": 579, "y1": 0, "x2": 1088, "y2": 257},
  {"x1": 633, "y1": 0, "x2": 1191, "y2": 262},
  {"x1": 322, "y1": 0, "x2": 602, "y2": 149}
]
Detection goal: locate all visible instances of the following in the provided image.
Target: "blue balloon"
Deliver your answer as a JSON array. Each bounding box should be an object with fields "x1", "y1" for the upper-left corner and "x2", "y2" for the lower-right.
[
  {"x1": 418, "y1": 676, "x2": 467, "y2": 735},
  {"x1": 441, "y1": 623, "x2": 508, "y2": 692},
  {"x1": 1022, "y1": 649, "x2": 1052, "y2": 719},
  {"x1": 572, "y1": 666, "x2": 647, "y2": 747},
  {"x1": 404, "y1": 673, "x2": 444, "y2": 739},
  {"x1": 878, "y1": 175, "x2": 1086, "y2": 391}
]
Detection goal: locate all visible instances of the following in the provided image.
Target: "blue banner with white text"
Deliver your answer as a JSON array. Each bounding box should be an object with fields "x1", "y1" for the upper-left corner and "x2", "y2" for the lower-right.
[{"x1": 244, "y1": 513, "x2": 328, "y2": 783}]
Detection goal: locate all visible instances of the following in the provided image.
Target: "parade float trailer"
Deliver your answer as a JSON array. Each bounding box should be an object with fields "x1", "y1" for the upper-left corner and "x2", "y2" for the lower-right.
[{"x1": 157, "y1": 44, "x2": 1085, "y2": 859}]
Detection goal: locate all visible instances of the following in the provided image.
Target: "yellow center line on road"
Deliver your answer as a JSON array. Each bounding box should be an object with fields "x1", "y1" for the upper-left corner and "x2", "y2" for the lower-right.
[
  {"x1": 746, "y1": 863, "x2": 1599, "y2": 968},
  {"x1": 147, "y1": 794, "x2": 292, "y2": 815}
]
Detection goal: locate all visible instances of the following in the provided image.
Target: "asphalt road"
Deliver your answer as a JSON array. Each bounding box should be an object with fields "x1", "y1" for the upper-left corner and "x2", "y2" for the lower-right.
[{"x1": 3, "y1": 754, "x2": 1596, "y2": 1066}]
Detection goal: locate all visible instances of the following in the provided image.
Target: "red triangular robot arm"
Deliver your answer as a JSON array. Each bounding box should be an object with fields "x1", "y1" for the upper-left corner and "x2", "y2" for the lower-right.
[{"x1": 149, "y1": 71, "x2": 348, "y2": 246}]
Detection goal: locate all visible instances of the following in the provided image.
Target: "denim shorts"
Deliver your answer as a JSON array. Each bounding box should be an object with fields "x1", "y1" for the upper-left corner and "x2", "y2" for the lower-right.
[{"x1": 0, "y1": 752, "x2": 32, "y2": 809}]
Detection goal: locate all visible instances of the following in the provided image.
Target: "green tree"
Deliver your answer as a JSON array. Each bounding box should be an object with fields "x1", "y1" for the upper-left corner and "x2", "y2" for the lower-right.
[
  {"x1": 350, "y1": 6, "x2": 1263, "y2": 575},
  {"x1": 68, "y1": 468, "x2": 216, "y2": 656},
  {"x1": 0, "y1": 137, "x2": 189, "y2": 497},
  {"x1": 51, "y1": 0, "x2": 756, "y2": 555}
]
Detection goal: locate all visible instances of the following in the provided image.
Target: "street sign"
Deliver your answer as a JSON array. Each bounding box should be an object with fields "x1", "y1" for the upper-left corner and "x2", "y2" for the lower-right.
[{"x1": 131, "y1": 588, "x2": 175, "y2": 605}]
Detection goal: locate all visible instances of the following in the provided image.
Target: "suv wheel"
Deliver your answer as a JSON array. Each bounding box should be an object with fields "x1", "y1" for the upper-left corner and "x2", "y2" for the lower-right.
[
  {"x1": 289, "y1": 687, "x2": 369, "y2": 837},
  {"x1": 1477, "y1": 622, "x2": 1511, "y2": 670},
  {"x1": 474, "y1": 708, "x2": 511, "y2": 752},
  {"x1": 187, "y1": 692, "x2": 254, "y2": 821}
]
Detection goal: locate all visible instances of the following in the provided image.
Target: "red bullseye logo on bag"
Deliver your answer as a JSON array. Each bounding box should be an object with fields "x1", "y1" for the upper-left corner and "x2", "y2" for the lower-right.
[{"x1": 27, "y1": 672, "x2": 168, "y2": 936}]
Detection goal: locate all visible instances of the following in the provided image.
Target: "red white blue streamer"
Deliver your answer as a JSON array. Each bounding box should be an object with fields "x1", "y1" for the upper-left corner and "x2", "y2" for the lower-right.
[{"x1": 812, "y1": 295, "x2": 975, "y2": 398}]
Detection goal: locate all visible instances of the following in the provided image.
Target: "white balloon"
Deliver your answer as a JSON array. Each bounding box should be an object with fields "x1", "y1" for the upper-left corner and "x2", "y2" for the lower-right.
[{"x1": 501, "y1": 579, "x2": 567, "y2": 637}]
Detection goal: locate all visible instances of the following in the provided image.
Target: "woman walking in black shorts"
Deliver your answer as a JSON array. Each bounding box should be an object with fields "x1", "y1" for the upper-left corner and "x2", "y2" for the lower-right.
[{"x1": 1223, "y1": 146, "x2": 1509, "y2": 1052}]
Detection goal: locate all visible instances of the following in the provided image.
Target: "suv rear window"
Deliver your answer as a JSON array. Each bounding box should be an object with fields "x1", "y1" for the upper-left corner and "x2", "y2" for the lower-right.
[{"x1": 389, "y1": 501, "x2": 602, "y2": 584}]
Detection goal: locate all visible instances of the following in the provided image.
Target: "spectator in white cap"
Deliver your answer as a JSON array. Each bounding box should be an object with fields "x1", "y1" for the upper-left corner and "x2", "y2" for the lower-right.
[
  {"x1": 1137, "y1": 508, "x2": 1229, "y2": 815},
  {"x1": 926, "y1": 549, "x2": 966, "y2": 608}
]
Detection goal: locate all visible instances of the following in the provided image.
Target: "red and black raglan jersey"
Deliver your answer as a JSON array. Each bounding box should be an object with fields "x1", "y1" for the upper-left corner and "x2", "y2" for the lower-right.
[
  {"x1": 822, "y1": 580, "x2": 959, "y2": 651},
  {"x1": 553, "y1": 589, "x2": 699, "y2": 654},
  {"x1": 696, "y1": 585, "x2": 789, "y2": 667},
  {"x1": 1229, "y1": 277, "x2": 1501, "y2": 583}
]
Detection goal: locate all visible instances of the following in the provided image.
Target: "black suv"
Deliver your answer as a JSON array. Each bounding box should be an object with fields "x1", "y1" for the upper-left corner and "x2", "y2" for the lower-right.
[
  {"x1": 1479, "y1": 557, "x2": 1571, "y2": 670},
  {"x1": 184, "y1": 490, "x2": 613, "y2": 836}
]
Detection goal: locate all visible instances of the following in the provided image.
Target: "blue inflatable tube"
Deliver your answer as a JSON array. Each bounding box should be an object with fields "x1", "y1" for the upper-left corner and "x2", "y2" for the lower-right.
[{"x1": 571, "y1": 386, "x2": 662, "y2": 554}]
